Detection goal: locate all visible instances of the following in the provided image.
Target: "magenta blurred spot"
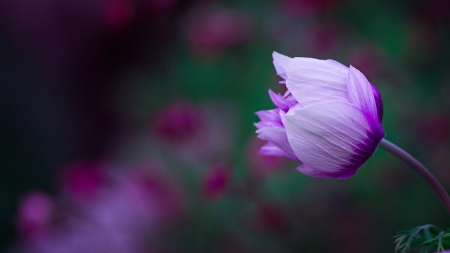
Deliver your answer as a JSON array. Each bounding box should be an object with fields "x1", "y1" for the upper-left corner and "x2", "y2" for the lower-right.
[
  {"x1": 60, "y1": 161, "x2": 106, "y2": 201},
  {"x1": 153, "y1": 100, "x2": 203, "y2": 142},
  {"x1": 203, "y1": 163, "x2": 232, "y2": 201},
  {"x1": 102, "y1": 0, "x2": 133, "y2": 32},
  {"x1": 184, "y1": 9, "x2": 252, "y2": 59},
  {"x1": 16, "y1": 191, "x2": 54, "y2": 241},
  {"x1": 127, "y1": 169, "x2": 186, "y2": 218}
]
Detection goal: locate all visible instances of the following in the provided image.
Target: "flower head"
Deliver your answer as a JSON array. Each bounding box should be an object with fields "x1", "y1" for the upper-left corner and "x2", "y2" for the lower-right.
[{"x1": 255, "y1": 52, "x2": 385, "y2": 179}]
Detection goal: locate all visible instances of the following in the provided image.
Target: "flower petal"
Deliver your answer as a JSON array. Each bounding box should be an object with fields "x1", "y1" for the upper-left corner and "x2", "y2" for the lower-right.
[
  {"x1": 296, "y1": 164, "x2": 335, "y2": 178},
  {"x1": 255, "y1": 109, "x2": 283, "y2": 128},
  {"x1": 284, "y1": 101, "x2": 384, "y2": 178},
  {"x1": 296, "y1": 164, "x2": 363, "y2": 178},
  {"x1": 268, "y1": 90, "x2": 297, "y2": 112},
  {"x1": 259, "y1": 142, "x2": 291, "y2": 157},
  {"x1": 347, "y1": 66, "x2": 378, "y2": 121},
  {"x1": 256, "y1": 127, "x2": 298, "y2": 161},
  {"x1": 371, "y1": 83, "x2": 384, "y2": 123},
  {"x1": 268, "y1": 90, "x2": 289, "y2": 111},
  {"x1": 285, "y1": 57, "x2": 349, "y2": 106},
  {"x1": 273, "y1": 52, "x2": 292, "y2": 79}
]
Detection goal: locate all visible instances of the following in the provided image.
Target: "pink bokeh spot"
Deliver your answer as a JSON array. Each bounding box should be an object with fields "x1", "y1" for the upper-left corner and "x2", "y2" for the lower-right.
[
  {"x1": 126, "y1": 169, "x2": 186, "y2": 219},
  {"x1": 184, "y1": 9, "x2": 252, "y2": 59},
  {"x1": 153, "y1": 100, "x2": 204, "y2": 142},
  {"x1": 102, "y1": 0, "x2": 133, "y2": 32},
  {"x1": 202, "y1": 163, "x2": 232, "y2": 201},
  {"x1": 152, "y1": 100, "x2": 238, "y2": 162},
  {"x1": 59, "y1": 161, "x2": 106, "y2": 202},
  {"x1": 16, "y1": 191, "x2": 55, "y2": 242}
]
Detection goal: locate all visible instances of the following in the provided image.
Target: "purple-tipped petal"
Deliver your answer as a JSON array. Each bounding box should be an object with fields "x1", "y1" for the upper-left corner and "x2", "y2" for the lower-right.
[
  {"x1": 347, "y1": 66, "x2": 378, "y2": 121},
  {"x1": 285, "y1": 57, "x2": 349, "y2": 106},
  {"x1": 255, "y1": 109, "x2": 283, "y2": 127},
  {"x1": 256, "y1": 127, "x2": 298, "y2": 161},
  {"x1": 268, "y1": 90, "x2": 289, "y2": 111},
  {"x1": 268, "y1": 90, "x2": 297, "y2": 112},
  {"x1": 254, "y1": 121, "x2": 276, "y2": 129},
  {"x1": 371, "y1": 83, "x2": 384, "y2": 123},
  {"x1": 273, "y1": 52, "x2": 292, "y2": 79},
  {"x1": 284, "y1": 101, "x2": 384, "y2": 178}
]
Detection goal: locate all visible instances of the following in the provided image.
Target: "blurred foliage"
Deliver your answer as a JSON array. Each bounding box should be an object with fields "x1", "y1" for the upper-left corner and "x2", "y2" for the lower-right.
[{"x1": 394, "y1": 224, "x2": 450, "y2": 252}]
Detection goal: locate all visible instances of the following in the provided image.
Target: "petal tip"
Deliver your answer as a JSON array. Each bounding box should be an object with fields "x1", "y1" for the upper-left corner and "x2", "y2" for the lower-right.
[
  {"x1": 272, "y1": 52, "x2": 292, "y2": 78},
  {"x1": 272, "y1": 52, "x2": 291, "y2": 62}
]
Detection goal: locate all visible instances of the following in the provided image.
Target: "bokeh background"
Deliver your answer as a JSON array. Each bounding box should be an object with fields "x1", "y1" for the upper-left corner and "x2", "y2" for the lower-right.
[{"x1": 1, "y1": 0, "x2": 450, "y2": 252}]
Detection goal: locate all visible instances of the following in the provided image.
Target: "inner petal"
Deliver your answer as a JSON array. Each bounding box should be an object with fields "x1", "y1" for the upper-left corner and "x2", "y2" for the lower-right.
[{"x1": 285, "y1": 57, "x2": 349, "y2": 107}]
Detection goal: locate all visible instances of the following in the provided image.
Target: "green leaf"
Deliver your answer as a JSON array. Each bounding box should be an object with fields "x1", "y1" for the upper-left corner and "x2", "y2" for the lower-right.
[{"x1": 393, "y1": 224, "x2": 449, "y2": 253}]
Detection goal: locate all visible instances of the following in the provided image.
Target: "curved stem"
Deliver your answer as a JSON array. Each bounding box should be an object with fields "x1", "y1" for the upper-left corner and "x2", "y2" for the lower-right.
[{"x1": 379, "y1": 139, "x2": 450, "y2": 215}]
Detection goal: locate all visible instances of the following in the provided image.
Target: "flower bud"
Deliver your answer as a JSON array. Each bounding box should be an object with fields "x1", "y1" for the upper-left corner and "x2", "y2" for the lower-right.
[{"x1": 255, "y1": 52, "x2": 385, "y2": 178}]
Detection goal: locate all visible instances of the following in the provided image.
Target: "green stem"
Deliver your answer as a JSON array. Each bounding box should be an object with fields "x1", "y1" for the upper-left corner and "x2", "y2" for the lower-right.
[{"x1": 379, "y1": 138, "x2": 450, "y2": 215}]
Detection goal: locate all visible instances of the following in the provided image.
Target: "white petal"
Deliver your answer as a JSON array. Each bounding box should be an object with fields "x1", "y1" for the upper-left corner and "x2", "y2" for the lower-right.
[
  {"x1": 285, "y1": 57, "x2": 349, "y2": 106},
  {"x1": 347, "y1": 66, "x2": 378, "y2": 120},
  {"x1": 256, "y1": 126, "x2": 298, "y2": 161},
  {"x1": 272, "y1": 52, "x2": 292, "y2": 79},
  {"x1": 284, "y1": 101, "x2": 382, "y2": 178}
]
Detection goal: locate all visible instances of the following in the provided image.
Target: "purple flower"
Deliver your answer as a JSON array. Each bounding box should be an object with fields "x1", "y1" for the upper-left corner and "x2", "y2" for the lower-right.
[{"x1": 255, "y1": 52, "x2": 385, "y2": 179}]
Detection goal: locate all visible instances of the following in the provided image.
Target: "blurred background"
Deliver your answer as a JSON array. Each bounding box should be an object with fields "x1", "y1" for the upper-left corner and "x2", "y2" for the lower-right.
[{"x1": 1, "y1": 0, "x2": 450, "y2": 252}]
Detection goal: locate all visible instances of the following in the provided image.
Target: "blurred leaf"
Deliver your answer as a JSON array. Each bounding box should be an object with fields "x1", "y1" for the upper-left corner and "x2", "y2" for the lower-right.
[{"x1": 394, "y1": 224, "x2": 450, "y2": 253}]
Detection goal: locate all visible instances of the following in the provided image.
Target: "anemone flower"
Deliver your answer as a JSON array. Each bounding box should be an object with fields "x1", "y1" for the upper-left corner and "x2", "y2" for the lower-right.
[{"x1": 255, "y1": 52, "x2": 385, "y2": 179}]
